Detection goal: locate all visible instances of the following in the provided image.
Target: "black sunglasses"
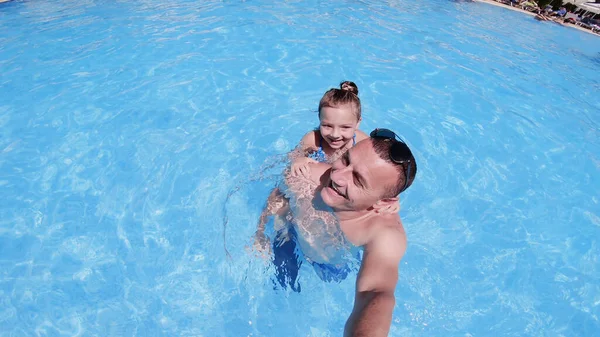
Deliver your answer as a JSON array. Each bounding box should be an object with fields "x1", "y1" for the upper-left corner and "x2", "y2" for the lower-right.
[{"x1": 370, "y1": 128, "x2": 413, "y2": 193}]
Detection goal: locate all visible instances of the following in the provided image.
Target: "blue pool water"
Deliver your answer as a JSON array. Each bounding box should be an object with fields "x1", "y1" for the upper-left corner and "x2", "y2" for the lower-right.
[{"x1": 1, "y1": 0, "x2": 600, "y2": 335}]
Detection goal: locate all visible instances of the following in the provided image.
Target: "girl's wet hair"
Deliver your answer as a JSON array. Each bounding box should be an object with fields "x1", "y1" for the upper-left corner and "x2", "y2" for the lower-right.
[{"x1": 318, "y1": 81, "x2": 361, "y2": 121}]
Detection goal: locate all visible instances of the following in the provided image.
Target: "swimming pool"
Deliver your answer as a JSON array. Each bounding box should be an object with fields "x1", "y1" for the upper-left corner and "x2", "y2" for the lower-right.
[{"x1": 1, "y1": 0, "x2": 599, "y2": 335}]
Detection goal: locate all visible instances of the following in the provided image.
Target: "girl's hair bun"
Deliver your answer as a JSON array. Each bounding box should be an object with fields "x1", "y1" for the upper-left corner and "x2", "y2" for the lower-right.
[{"x1": 340, "y1": 81, "x2": 358, "y2": 96}]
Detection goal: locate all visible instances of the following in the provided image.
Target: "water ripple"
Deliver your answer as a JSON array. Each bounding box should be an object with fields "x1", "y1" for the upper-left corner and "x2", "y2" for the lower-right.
[{"x1": 1, "y1": 0, "x2": 600, "y2": 336}]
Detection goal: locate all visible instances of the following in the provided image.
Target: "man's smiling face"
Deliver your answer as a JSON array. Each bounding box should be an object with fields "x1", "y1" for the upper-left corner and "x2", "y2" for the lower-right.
[{"x1": 320, "y1": 139, "x2": 400, "y2": 212}]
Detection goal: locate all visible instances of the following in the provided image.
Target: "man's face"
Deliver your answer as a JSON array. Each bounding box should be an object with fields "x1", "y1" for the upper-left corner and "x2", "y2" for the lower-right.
[{"x1": 320, "y1": 139, "x2": 399, "y2": 212}]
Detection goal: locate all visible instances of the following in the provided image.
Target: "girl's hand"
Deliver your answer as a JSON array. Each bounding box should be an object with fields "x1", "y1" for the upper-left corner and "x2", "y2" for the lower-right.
[
  {"x1": 291, "y1": 157, "x2": 317, "y2": 179},
  {"x1": 378, "y1": 201, "x2": 401, "y2": 214}
]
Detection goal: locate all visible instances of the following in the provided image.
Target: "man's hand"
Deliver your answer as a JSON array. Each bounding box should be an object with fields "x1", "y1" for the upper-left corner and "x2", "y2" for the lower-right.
[{"x1": 252, "y1": 230, "x2": 271, "y2": 260}]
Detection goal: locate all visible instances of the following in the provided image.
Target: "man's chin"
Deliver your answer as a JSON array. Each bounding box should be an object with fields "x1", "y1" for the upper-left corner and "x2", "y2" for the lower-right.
[
  {"x1": 321, "y1": 186, "x2": 352, "y2": 212},
  {"x1": 319, "y1": 187, "x2": 332, "y2": 206},
  {"x1": 319, "y1": 187, "x2": 340, "y2": 209}
]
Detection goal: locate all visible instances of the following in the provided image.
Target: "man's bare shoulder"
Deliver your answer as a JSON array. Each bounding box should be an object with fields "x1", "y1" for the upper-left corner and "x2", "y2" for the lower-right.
[
  {"x1": 284, "y1": 162, "x2": 330, "y2": 189},
  {"x1": 365, "y1": 214, "x2": 407, "y2": 261},
  {"x1": 355, "y1": 213, "x2": 407, "y2": 293}
]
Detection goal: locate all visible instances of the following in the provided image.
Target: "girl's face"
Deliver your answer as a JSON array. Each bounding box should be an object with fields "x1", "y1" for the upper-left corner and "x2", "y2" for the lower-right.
[{"x1": 319, "y1": 104, "x2": 360, "y2": 150}]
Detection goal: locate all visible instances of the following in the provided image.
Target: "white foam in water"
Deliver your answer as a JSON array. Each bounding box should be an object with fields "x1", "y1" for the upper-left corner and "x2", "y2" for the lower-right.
[
  {"x1": 1, "y1": 0, "x2": 600, "y2": 336},
  {"x1": 273, "y1": 137, "x2": 289, "y2": 152}
]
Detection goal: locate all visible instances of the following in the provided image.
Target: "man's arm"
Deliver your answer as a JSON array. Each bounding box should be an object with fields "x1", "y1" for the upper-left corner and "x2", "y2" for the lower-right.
[
  {"x1": 255, "y1": 161, "x2": 328, "y2": 237},
  {"x1": 344, "y1": 226, "x2": 407, "y2": 337},
  {"x1": 253, "y1": 187, "x2": 289, "y2": 254},
  {"x1": 257, "y1": 186, "x2": 292, "y2": 227}
]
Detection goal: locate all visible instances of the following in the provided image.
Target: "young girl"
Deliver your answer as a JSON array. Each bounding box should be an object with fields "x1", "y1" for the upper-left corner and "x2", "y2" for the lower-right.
[{"x1": 290, "y1": 81, "x2": 369, "y2": 177}]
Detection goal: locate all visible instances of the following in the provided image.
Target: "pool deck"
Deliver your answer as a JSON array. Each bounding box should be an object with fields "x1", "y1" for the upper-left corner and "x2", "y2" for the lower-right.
[{"x1": 474, "y1": 0, "x2": 600, "y2": 37}]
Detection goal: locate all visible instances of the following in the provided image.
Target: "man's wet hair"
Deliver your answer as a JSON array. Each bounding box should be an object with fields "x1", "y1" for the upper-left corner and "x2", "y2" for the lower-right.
[{"x1": 371, "y1": 138, "x2": 417, "y2": 198}]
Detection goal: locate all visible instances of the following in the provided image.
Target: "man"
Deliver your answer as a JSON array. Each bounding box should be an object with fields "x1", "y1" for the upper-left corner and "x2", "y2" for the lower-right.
[{"x1": 255, "y1": 128, "x2": 417, "y2": 337}]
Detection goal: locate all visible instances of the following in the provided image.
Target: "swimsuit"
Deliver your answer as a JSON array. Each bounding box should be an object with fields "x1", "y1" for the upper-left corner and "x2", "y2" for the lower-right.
[
  {"x1": 272, "y1": 226, "x2": 361, "y2": 292},
  {"x1": 308, "y1": 133, "x2": 357, "y2": 163}
]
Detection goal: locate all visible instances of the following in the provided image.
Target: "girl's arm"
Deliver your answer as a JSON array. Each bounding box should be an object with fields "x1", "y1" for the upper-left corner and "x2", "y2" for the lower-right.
[
  {"x1": 289, "y1": 130, "x2": 319, "y2": 159},
  {"x1": 289, "y1": 130, "x2": 320, "y2": 178}
]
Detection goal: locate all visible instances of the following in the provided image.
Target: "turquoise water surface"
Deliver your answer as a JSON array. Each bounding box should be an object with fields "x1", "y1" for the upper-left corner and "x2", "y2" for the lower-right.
[{"x1": 1, "y1": 0, "x2": 600, "y2": 336}]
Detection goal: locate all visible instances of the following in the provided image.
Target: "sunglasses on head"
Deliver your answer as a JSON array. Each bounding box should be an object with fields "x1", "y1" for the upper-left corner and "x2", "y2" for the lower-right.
[{"x1": 370, "y1": 128, "x2": 413, "y2": 193}]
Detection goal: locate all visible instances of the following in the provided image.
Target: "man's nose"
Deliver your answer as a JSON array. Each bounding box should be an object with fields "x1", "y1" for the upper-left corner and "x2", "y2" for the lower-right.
[{"x1": 331, "y1": 166, "x2": 350, "y2": 185}]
